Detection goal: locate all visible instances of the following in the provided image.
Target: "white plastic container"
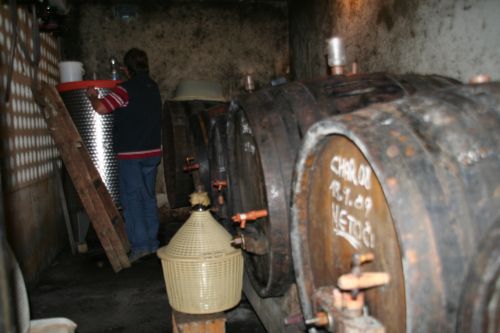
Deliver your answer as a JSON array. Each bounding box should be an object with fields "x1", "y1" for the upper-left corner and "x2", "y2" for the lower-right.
[{"x1": 58, "y1": 61, "x2": 85, "y2": 83}]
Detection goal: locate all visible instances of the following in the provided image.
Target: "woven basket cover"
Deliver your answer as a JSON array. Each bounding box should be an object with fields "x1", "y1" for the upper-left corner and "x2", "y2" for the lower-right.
[{"x1": 157, "y1": 210, "x2": 243, "y2": 314}]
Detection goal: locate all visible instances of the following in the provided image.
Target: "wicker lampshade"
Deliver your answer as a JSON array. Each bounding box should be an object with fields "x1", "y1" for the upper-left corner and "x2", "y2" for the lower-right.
[{"x1": 157, "y1": 208, "x2": 244, "y2": 314}]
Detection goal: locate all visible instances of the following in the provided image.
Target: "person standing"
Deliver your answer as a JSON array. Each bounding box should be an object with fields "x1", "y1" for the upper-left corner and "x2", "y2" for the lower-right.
[{"x1": 87, "y1": 48, "x2": 162, "y2": 263}]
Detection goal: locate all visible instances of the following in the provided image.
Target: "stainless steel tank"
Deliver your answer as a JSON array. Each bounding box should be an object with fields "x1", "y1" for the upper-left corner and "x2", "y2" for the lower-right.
[{"x1": 57, "y1": 80, "x2": 121, "y2": 205}]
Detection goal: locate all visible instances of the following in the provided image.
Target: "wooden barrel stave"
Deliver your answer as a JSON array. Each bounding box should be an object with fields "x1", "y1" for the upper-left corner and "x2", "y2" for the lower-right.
[
  {"x1": 367, "y1": 106, "x2": 462, "y2": 332},
  {"x1": 208, "y1": 107, "x2": 250, "y2": 233},
  {"x1": 208, "y1": 113, "x2": 230, "y2": 219},
  {"x1": 162, "y1": 100, "x2": 226, "y2": 208},
  {"x1": 309, "y1": 73, "x2": 406, "y2": 119},
  {"x1": 291, "y1": 83, "x2": 500, "y2": 332},
  {"x1": 225, "y1": 104, "x2": 244, "y2": 218},
  {"x1": 457, "y1": 218, "x2": 500, "y2": 333},
  {"x1": 162, "y1": 101, "x2": 196, "y2": 208},
  {"x1": 397, "y1": 74, "x2": 461, "y2": 94},
  {"x1": 188, "y1": 110, "x2": 210, "y2": 191},
  {"x1": 232, "y1": 89, "x2": 299, "y2": 296},
  {"x1": 278, "y1": 81, "x2": 322, "y2": 136},
  {"x1": 401, "y1": 86, "x2": 500, "y2": 241}
]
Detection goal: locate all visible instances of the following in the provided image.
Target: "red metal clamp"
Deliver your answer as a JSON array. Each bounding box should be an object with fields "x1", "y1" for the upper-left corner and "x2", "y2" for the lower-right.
[
  {"x1": 212, "y1": 180, "x2": 227, "y2": 191},
  {"x1": 183, "y1": 156, "x2": 200, "y2": 172}
]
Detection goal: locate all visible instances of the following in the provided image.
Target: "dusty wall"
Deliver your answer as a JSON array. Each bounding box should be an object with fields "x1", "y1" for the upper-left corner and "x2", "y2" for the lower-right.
[
  {"x1": 0, "y1": 6, "x2": 66, "y2": 285},
  {"x1": 4, "y1": 180, "x2": 66, "y2": 285},
  {"x1": 62, "y1": 2, "x2": 289, "y2": 99},
  {"x1": 290, "y1": 0, "x2": 500, "y2": 82}
]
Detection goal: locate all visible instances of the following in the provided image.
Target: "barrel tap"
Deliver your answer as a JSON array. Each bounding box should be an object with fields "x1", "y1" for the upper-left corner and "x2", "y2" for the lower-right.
[
  {"x1": 212, "y1": 180, "x2": 227, "y2": 206},
  {"x1": 183, "y1": 156, "x2": 204, "y2": 190},
  {"x1": 231, "y1": 209, "x2": 268, "y2": 229},
  {"x1": 230, "y1": 209, "x2": 269, "y2": 255},
  {"x1": 306, "y1": 252, "x2": 389, "y2": 333}
]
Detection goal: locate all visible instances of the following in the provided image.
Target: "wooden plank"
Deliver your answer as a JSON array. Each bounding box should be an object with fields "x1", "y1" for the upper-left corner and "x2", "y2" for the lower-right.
[
  {"x1": 172, "y1": 310, "x2": 225, "y2": 333},
  {"x1": 39, "y1": 82, "x2": 130, "y2": 272},
  {"x1": 52, "y1": 160, "x2": 77, "y2": 255}
]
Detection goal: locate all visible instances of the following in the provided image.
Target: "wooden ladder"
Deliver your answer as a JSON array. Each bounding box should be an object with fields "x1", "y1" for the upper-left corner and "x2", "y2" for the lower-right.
[{"x1": 40, "y1": 82, "x2": 130, "y2": 272}]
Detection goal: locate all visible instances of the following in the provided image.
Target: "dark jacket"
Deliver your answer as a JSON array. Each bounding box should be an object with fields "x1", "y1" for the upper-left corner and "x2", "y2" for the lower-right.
[{"x1": 113, "y1": 73, "x2": 162, "y2": 154}]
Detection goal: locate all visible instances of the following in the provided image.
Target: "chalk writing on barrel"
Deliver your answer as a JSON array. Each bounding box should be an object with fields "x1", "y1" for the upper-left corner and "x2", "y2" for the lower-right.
[
  {"x1": 331, "y1": 202, "x2": 375, "y2": 249},
  {"x1": 329, "y1": 154, "x2": 375, "y2": 249},
  {"x1": 330, "y1": 155, "x2": 372, "y2": 190}
]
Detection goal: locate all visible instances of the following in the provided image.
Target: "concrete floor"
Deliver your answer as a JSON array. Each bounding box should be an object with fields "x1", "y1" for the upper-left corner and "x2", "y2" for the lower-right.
[{"x1": 29, "y1": 212, "x2": 267, "y2": 333}]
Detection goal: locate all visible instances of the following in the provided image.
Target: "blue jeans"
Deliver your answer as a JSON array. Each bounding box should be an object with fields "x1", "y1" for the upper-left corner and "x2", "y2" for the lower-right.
[{"x1": 118, "y1": 156, "x2": 161, "y2": 253}]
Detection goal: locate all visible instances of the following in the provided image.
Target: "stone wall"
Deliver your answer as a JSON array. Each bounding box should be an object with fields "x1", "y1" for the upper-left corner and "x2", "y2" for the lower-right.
[
  {"x1": 290, "y1": 0, "x2": 500, "y2": 82},
  {"x1": 62, "y1": 1, "x2": 289, "y2": 99}
]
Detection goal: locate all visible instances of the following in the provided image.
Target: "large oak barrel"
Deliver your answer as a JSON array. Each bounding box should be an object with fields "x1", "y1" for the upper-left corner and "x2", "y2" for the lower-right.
[
  {"x1": 291, "y1": 83, "x2": 500, "y2": 332},
  {"x1": 457, "y1": 218, "x2": 500, "y2": 333},
  {"x1": 222, "y1": 73, "x2": 458, "y2": 297},
  {"x1": 162, "y1": 100, "x2": 226, "y2": 208},
  {"x1": 208, "y1": 108, "x2": 243, "y2": 223}
]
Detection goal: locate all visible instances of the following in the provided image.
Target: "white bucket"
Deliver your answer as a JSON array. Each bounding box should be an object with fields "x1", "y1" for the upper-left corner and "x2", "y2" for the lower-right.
[{"x1": 58, "y1": 61, "x2": 85, "y2": 83}]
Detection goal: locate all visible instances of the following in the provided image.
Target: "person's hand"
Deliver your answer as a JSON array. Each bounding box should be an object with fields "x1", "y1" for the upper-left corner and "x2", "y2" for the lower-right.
[
  {"x1": 86, "y1": 87, "x2": 98, "y2": 99},
  {"x1": 86, "y1": 87, "x2": 107, "y2": 114}
]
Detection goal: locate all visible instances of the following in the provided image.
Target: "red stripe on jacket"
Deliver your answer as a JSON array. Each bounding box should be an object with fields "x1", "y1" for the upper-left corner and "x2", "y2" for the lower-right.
[
  {"x1": 117, "y1": 148, "x2": 162, "y2": 160},
  {"x1": 102, "y1": 86, "x2": 129, "y2": 113}
]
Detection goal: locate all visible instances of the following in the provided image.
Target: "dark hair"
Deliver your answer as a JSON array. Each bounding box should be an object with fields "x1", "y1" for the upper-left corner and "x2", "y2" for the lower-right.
[{"x1": 123, "y1": 48, "x2": 149, "y2": 76}]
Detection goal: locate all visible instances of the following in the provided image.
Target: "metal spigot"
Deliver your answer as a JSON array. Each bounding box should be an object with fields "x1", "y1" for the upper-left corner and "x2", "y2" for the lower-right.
[
  {"x1": 230, "y1": 233, "x2": 268, "y2": 255},
  {"x1": 231, "y1": 235, "x2": 245, "y2": 248},
  {"x1": 305, "y1": 311, "x2": 331, "y2": 328}
]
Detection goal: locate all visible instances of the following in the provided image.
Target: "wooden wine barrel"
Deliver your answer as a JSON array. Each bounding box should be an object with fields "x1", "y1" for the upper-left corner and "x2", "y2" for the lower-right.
[
  {"x1": 291, "y1": 83, "x2": 500, "y2": 332},
  {"x1": 457, "y1": 218, "x2": 500, "y2": 333},
  {"x1": 162, "y1": 100, "x2": 226, "y2": 208},
  {"x1": 207, "y1": 108, "x2": 243, "y2": 223},
  {"x1": 225, "y1": 73, "x2": 458, "y2": 297}
]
